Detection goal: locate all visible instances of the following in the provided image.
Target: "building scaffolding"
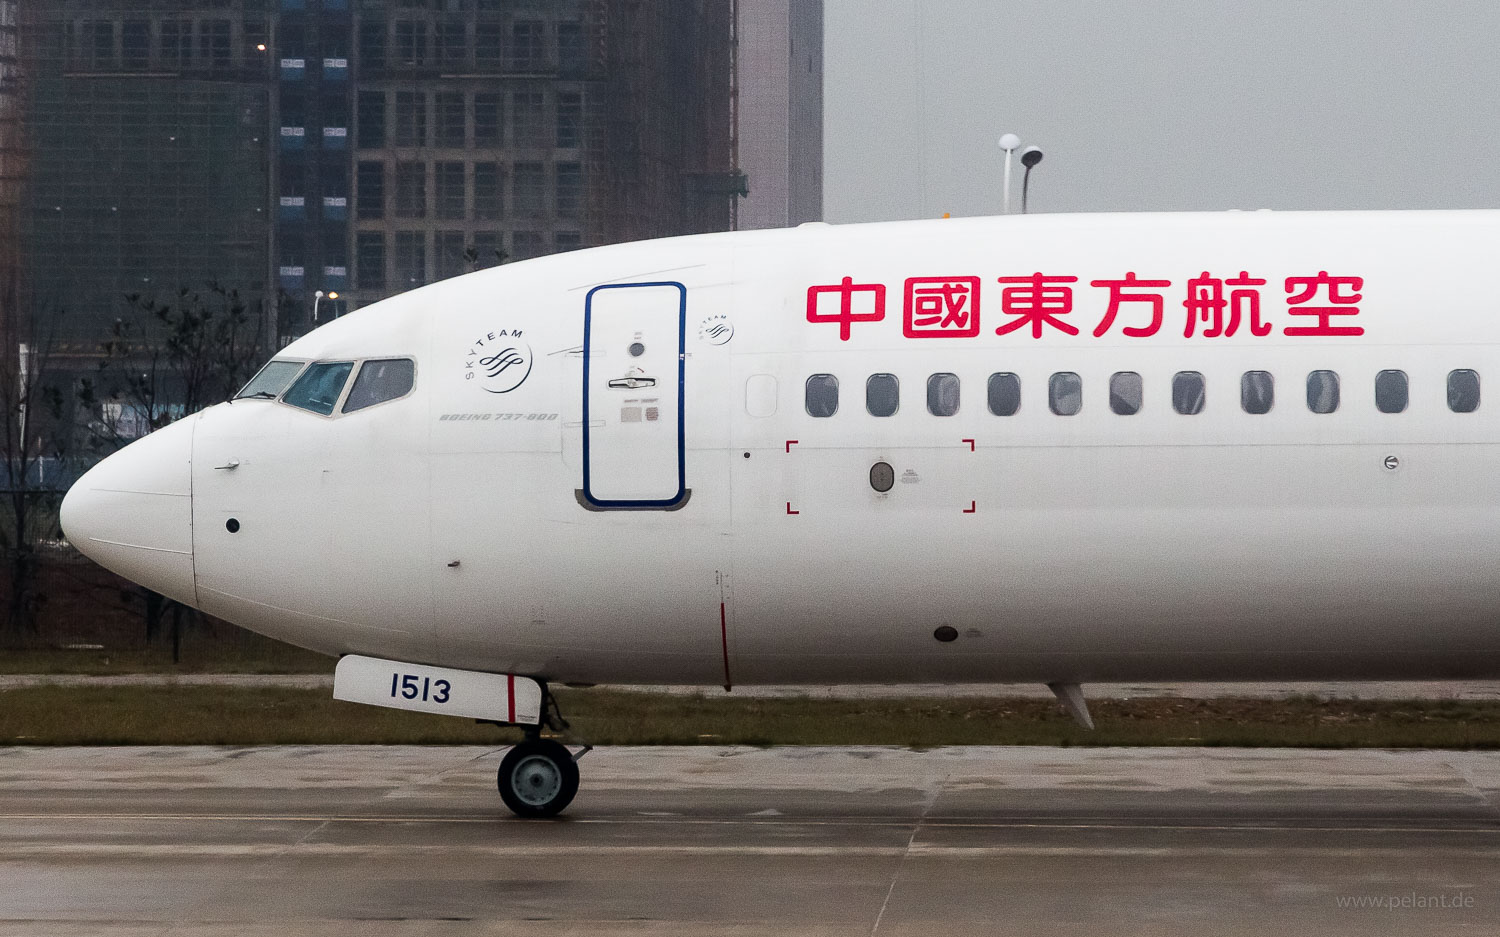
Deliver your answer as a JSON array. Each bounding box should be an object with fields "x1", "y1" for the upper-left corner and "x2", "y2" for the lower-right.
[
  {"x1": 9, "y1": 0, "x2": 742, "y2": 357},
  {"x1": 0, "y1": 0, "x2": 23, "y2": 346}
]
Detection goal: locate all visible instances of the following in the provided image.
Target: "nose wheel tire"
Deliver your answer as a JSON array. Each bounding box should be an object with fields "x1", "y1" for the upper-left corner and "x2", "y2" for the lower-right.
[{"x1": 497, "y1": 739, "x2": 580, "y2": 818}]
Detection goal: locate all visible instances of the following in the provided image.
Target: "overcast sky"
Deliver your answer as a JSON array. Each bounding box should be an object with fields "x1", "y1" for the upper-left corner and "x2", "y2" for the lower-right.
[{"x1": 824, "y1": 0, "x2": 1500, "y2": 222}]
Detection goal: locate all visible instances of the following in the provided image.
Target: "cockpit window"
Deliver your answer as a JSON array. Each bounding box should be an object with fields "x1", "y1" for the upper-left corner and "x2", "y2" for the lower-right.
[
  {"x1": 282, "y1": 361, "x2": 354, "y2": 416},
  {"x1": 235, "y1": 360, "x2": 305, "y2": 400},
  {"x1": 343, "y1": 358, "x2": 416, "y2": 413}
]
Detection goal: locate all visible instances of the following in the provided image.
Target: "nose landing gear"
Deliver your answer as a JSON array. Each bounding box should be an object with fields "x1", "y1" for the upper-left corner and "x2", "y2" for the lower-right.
[
  {"x1": 494, "y1": 684, "x2": 590, "y2": 819},
  {"x1": 497, "y1": 737, "x2": 579, "y2": 818}
]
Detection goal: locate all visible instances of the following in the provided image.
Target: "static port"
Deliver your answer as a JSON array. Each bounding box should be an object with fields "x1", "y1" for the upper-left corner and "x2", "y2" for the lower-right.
[
  {"x1": 628, "y1": 342, "x2": 645, "y2": 357},
  {"x1": 933, "y1": 625, "x2": 958, "y2": 643},
  {"x1": 225, "y1": 518, "x2": 241, "y2": 533}
]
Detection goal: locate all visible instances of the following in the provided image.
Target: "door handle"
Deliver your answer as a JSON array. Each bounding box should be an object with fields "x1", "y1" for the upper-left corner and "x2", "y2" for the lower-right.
[
  {"x1": 607, "y1": 377, "x2": 656, "y2": 389},
  {"x1": 213, "y1": 459, "x2": 240, "y2": 471}
]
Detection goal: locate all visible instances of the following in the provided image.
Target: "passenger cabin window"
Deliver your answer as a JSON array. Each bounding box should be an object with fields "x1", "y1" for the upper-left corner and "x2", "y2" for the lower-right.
[
  {"x1": 866, "y1": 373, "x2": 899, "y2": 417},
  {"x1": 805, "y1": 374, "x2": 839, "y2": 418},
  {"x1": 1375, "y1": 370, "x2": 1408, "y2": 413},
  {"x1": 1049, "y1": 372, "x2": 1082, "y2": 416},
  {"x1": 987, "y1": 372, "x2": 1020, "y2": 416},
  {"x1": 283, "y1": 361, "x2": 354, "y2": 416},
  {"x1": 1306, "y1": 370, "x2": 1340, "y2": 414},
  {"x1": 927, "y1": 373, "x2": 960, "y2": 416},
  {"x1": 1109, "y1": 371, "x2": 1142, "y2": 415},
  {"x1": 236, "y1": 360, "x2": 304, "y2": 399},
  {"x1": 1172, "y1": 371, "x2": 1205, "y2": 415},
  {"x1": 342, "y1": 358, "x2": 416, "y2": 413},
  {"x1": 1448, "y1": 369, "x2": 1480, "y2": 413},
  {"x1": 1241, "y1": 370, "x2": 1274, "y2": 414}
]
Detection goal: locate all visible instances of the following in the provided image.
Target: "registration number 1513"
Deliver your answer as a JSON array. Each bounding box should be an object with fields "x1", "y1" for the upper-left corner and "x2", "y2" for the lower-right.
[{"x1": 391, "y1": 673, "x2": 451, "y2": 704}]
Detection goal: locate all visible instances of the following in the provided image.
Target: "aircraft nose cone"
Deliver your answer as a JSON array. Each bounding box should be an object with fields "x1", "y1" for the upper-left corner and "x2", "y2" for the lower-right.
[{"x1": 60, "y1": 416, "x2": 197, "y2": 607}]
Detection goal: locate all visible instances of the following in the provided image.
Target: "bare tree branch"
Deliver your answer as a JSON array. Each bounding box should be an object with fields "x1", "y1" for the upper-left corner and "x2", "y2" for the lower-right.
[{"x1": 0, "y1": 303, "x2": 70, "y2": 638}]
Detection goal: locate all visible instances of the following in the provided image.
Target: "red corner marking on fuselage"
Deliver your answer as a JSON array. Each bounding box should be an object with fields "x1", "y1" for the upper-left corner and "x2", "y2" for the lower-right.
[
  {"x1": 962, "y1": 439, "x2": 975, "y2": 451},
  {"x1": 963, "y1": 501, "x2": 976, "y2": 514},
  {"x1": 786, "y1": 440, "x2": 799, "y2": 453},
  {"x1": 786, "y1": 502, "x2": 799, "y2": 515}
]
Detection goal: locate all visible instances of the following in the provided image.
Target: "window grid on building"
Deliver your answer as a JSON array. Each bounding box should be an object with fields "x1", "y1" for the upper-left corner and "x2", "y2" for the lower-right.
[{"x1": 25, "y1": 3, "x2": 741, "y2": 326}]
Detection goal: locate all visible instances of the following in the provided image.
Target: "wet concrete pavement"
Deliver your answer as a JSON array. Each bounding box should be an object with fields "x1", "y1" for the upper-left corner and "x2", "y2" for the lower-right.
[
  {"x1": 0, "y1": 745, "x2": 1498, "y2": 935},
  {"x1": 5, "y1": 675, "x2": 1500, "y2": 699}
]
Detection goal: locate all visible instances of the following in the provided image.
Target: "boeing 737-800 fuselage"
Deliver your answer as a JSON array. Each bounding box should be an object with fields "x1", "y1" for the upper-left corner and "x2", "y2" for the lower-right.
[{"x1": 60, "y1": 210, "x2": 1500, "y2": 814}]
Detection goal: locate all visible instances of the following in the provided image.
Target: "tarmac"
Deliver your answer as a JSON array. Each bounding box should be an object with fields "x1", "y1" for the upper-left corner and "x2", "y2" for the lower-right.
[
  {"x1": 4, "y1": 674, "x2": 1500, "y2": 699},
  {"x1": 0, "y1": 745, "x2": 1497, "y2": 935}
]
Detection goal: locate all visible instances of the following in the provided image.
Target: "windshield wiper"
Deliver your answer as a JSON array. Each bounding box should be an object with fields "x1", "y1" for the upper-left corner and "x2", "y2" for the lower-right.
[{"x1": 235, "y1": 391, "x2": 278, "y2": 400}]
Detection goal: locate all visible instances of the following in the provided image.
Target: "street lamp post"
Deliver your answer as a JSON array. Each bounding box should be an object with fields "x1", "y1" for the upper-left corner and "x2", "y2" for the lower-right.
[
  {"x1": 17, "y1": 342, "x2": 29, "y2": 462},
  {"x1": 998, "y1": 133, "x2": 1020, "y2": 214},
  {"x1": 1020, "y1": 146, "x2": 1044, "y2": 214},
  {"x1": 312, "y1": 289, "x2": 340, "y2": 323}
]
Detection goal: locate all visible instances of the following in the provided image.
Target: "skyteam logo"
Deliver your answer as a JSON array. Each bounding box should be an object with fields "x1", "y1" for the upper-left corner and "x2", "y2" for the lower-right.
[
  {"x1": 698, "y1": 313, "x2": 734, "y2": 345},
  {"x1": 465, "y1": 329, "x2": 533, "y2": 394}
]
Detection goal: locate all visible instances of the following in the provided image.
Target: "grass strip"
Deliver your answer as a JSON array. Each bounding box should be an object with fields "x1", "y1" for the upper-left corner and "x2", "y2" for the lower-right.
[
  {"x1": 3, "y1": 686, "x2": 1500, "y2": 748},
  {"x1": 0, "y1": 646, "x2": 332, "y2": 676}
]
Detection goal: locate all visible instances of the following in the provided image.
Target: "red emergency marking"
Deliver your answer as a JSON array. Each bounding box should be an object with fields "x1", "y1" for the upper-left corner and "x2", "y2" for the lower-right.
[
  {"x1": 963, "y1": 501, "x2": 977, "y2": 514},
  {"x1": 995, "y1": 273, "x2": 1079, "y2": 337},
  {"x1": 786, "y1": 502, "x2": 799, "y2": 515},
  {"x1": 807, "y1": 277, "x2": 886, "y2": 340},
  {"x1": 785, "y1": 440, "x2": 798, "y2": 452},
  {"x1": 506, "y1": 674, "x2": 515, "y2": 724},
  {"x1": 1091, "y1": 272, "x2": 1172, "y2": 338},
  {"x1": 1283, "y1": 272, "x2": 1364, "y2": 336},
  {"x1": 904, "y1": 277, "x2": 981, "y2": 338},
  {"x1": 962, "y1": 438, "x2": 975, "y2": 451}
]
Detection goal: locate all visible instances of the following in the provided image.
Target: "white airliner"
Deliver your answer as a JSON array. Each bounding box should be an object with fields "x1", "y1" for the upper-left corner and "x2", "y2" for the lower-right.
[{"x1": 60, "y1": 210, "x2": 1500, "y2": 816}]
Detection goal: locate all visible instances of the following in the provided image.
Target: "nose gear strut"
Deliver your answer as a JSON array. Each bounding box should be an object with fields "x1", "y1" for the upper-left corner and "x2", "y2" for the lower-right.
[{"x1": 486, "y1": 681, "x2": 591, "y2": 818}]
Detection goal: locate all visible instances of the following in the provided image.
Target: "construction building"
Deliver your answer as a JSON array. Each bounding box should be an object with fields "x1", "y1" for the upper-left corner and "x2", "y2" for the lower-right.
[
  {"x1": 301, "y1": 0, "x2": 739, "y2": 317},
  {"x1": 735, "y1": 0, "x2": 822, "y2": 230},
  {"x1": 21, "y1": 0, "x2": 272, "y2": 346},
  {"x1": 12, "y1": 0, "x2": 742, "y2": 350},
  {"x1": 0, "y1": 0, "x2": 25, "y2": 341}
]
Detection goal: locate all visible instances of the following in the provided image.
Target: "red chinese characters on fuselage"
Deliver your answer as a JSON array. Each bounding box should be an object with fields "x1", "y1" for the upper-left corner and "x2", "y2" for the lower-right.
[
  {"x1": 806, "y1": 276, "x2": 886, "y2": 341},
  {"x1": 1183, "y1": 272, "x2": 1272, "y2": 338},
  {"x1": 1089, "y1": 273, "x2": 1172, "y2": 338},
  {"x1": 903, "y1": 277, "x2": 981, "y2": 338},
  {"x1": 1283, "y1": 272, "x2": 1364, "y2": 337},
  {"x1": 805, "y1": 272, "x2": 1364, "y2": 340}
]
